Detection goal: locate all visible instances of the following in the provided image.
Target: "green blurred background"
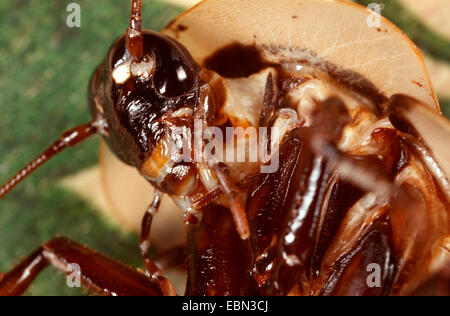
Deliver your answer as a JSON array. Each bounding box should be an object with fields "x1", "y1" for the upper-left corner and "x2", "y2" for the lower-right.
[{"x1": 0, "y1": 0, "x2": 449, "y2": 295}]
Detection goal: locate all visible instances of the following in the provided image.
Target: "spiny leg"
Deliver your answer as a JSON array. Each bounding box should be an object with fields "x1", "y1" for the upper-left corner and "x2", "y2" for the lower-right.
[
  {"x1": 0, "y1": 237, "x2": 164, "y2": 296},
  {"x1": 139, "y1": 191, "x2": 177, "y2": 296}
]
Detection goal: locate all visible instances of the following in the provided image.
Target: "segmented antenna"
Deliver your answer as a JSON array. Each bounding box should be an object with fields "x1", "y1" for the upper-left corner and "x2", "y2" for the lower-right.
[
  {"x1": 127, "y1": 0, "x2": 144, "y2": 61},
  {"x1": 0, "y1": 123, "x2": 96, "y2": 199}
]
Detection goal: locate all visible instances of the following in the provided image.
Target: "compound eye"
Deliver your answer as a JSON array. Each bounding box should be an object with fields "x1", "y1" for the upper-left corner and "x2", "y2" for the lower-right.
[
  {"x1": 151, "y1": 36, "x2": 198, "y2": 98},
  {"x1": 155, "y1": 63, "x2": 194, "y2": 98}
]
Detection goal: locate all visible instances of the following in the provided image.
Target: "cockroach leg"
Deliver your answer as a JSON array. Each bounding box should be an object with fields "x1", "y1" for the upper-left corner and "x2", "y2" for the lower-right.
[
  {"x1": 185, "y1": 205, "x2": 253, "y2": 296},
  {"x1": 268, "y1": 130, "x2": 334, "y2": 296},
  {"x1": 318, "y1": 213, "x2": 396, "y2": 296},
  {"x1": 308, "y1": 97, "x2": 396, "y2": 197},
  {"x1": 0, "y1": 237, "x2": 164, "y2": 296},
  {"x1": 139, "y1": 191, "x2": 177, "y2": 296},
  {"x1": 400, "y1": 134, "x2": 450, "y2": 202},
  {"x1": 0, "y1": 248, "x2": 48, "y2": 296},
  {"x1": 139, "y1": 191, "x2": 162, "y2": 275},
  {"x1": 193, "y1": 83, "x2": 250, "y2": 240},
  {"x1": 209, "y1": 162, "x2": 250, "y2": 240},
  {"x1": 312, "y1": 138, "x2": 398, "y2": 198},
  {"x1": 309, "y1": 178, "x2": 365, "y2": 279},
  {"x1": 191, "y1": 187, "x2": 222, "y2": 210},
  {"x1": 387, "y1": 95, "x2": 450, "y2": 201},
  {"x1": 259, "y1": 73, "x2": 279, "y2": 157},
  {"x1": 259, "y1": 73, "x2": 278, "y2": 128},
  {"x1": 246, "y1": 128, "x2": 308, "y2": 289}
]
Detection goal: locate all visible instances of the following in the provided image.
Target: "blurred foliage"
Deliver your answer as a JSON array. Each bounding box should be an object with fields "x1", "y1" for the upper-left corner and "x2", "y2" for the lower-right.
[
  {"x1": 0, "y1": 0, "x2": 182, "y2": 296},
  {"x1": 441, "y1": 99, "x2": 450, "y2": 117}
]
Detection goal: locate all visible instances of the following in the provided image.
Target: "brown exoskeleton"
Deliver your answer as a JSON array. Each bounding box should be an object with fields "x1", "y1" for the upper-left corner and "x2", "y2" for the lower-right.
[{"x1": 0, "y1": 0, "x2": 449, "y2": 296}]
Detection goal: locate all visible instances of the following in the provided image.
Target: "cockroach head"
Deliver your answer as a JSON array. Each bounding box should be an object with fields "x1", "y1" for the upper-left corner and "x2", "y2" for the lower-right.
[
  {"x1": 0, "y1": 0, "x2": 202, "y2": 199},
  {"x1": 88, "y1": 0, "x2": 201, "y2": 169}
]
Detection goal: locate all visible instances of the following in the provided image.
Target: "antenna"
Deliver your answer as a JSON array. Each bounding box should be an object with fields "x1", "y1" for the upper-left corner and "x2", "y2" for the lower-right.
[
  {"x1": 0, "y1": 123, "x2": 96, "y2": 199},
  {"x1": 127, "y1": 0, "x2": 144, "y2": 61}
]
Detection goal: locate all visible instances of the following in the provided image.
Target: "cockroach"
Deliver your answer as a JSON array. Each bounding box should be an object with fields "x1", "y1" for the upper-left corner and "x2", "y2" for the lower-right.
[{"x1": 0, "y1": 0, "x2": 449, "y2": 296}]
